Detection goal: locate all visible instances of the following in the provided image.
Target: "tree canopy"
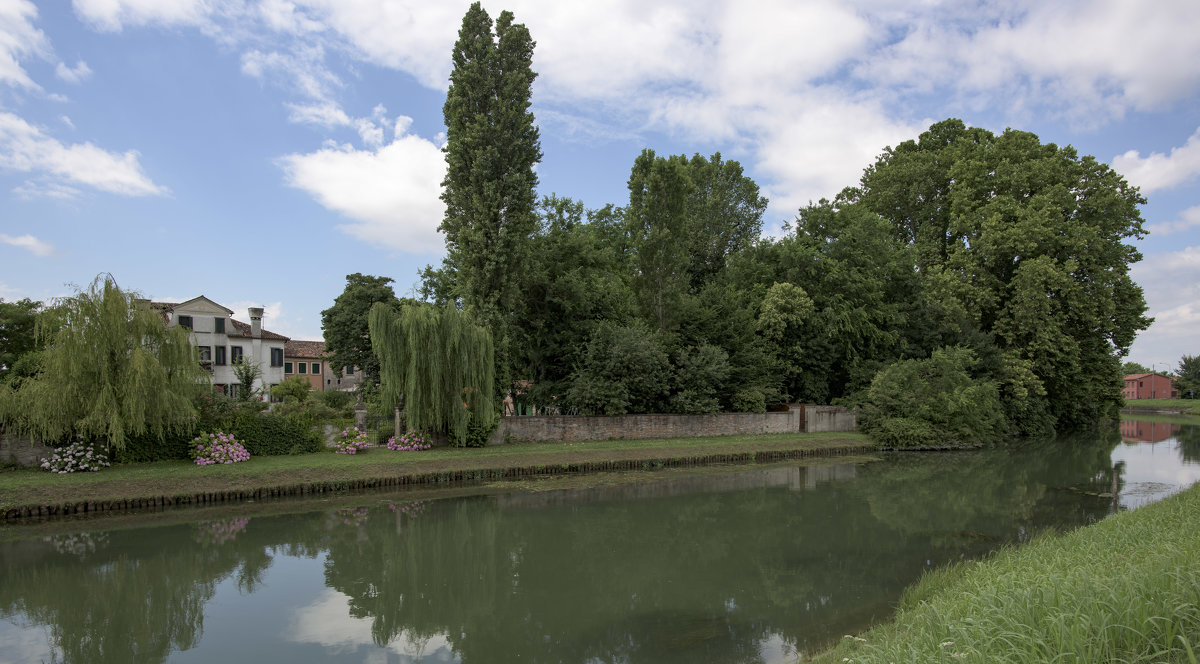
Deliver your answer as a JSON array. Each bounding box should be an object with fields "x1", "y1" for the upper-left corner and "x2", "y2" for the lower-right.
[
  {"x1": 369, "y1": 303, "x2": 495, "y2": 445},
  {"x1": 0, "y1": 276, "x2": 206, "y2": 449},
  {"x1": 320, "y1": 273, "x2": 404, "y2": 384}
]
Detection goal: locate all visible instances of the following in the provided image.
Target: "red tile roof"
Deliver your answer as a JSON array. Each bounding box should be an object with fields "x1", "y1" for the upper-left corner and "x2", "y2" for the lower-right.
[{"x1": 285, "y1": 340, "x2": 328, "y2": 358}]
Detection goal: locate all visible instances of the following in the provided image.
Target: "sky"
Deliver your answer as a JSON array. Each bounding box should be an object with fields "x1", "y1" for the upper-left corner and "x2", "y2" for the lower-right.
[{"x1": 0, "y1": 0, "x2": 1198, "y2": 372}]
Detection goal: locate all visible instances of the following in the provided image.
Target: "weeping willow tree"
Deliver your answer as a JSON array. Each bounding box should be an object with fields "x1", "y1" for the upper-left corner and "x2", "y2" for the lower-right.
[
  {"x1": 0, "y1": 275, "x2": 206, "y2": 449},
  {"x1": 369, "y1": 303, "x2": 494, "y2": 445}
]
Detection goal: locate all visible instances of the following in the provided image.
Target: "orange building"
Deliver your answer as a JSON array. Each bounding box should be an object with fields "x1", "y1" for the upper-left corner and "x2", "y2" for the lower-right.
[{"x1": 283, "y1": 340, "x2": 329, "y2": 392}]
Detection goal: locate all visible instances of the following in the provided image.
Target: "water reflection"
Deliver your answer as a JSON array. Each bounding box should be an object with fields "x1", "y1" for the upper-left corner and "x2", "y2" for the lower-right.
[{"x1": 1, "y1": 427, "x2": 1196, "y2": 664}]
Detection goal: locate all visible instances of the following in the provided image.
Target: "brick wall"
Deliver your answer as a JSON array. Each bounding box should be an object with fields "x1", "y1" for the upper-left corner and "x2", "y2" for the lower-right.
[{"x1": 492, "y1": 407, "x2": 804, "y2": 444}]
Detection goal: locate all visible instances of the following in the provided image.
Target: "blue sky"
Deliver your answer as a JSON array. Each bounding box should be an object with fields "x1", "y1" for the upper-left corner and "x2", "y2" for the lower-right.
[{"x1": 1, "y1": 0, "x2": 1198, "y2": 372}]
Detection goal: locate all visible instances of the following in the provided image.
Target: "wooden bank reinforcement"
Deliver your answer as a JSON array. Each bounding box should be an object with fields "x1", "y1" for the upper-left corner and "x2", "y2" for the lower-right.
[{"x1": 1, "y1": 444, "x2": 873, "y2": 521}]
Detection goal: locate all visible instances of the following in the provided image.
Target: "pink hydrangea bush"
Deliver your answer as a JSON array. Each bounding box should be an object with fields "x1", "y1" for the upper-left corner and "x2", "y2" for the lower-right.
[
  {"x1": 191, "y1": 431, "x2": 250, "y2": 465},
  {"x1": 40, "y1": 441, "x2": 111, "y2": 473},
  {"x1": 387, "y1": 431, "x2": 431, "y2": 451},
  {"x1": 333, "y1": 426, "x2": 370, "y2": 454}
]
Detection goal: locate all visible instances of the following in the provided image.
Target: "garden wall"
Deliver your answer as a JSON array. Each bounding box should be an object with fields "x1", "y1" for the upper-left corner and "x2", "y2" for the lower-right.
[
  {"x1": 803, "y1": 405, "x2": 858, "y2": 433},
  {"x1": 0, "y1": 430, "x2": 54, "y2": 468},
  {"x1": 491, "y1": 404, "x2": 860, "y2": 444}
]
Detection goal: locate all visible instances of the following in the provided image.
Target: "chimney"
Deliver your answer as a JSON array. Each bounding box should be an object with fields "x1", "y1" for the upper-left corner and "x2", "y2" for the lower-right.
[{"x1": 248, "y1": 307, "x2": 263, "y2": 338}]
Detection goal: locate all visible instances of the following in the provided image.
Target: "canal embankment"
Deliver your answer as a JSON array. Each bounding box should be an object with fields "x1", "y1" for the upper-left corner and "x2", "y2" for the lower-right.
[
  {"x1": 0, "y1": 432, "x2": 872, "y2": 521},
  {"x1": 810, "y1": 482, "x2": 1200, "y2": 663}
]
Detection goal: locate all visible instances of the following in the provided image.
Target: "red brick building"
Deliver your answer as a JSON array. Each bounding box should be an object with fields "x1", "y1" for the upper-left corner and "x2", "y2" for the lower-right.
[{"x1": 1122, "y1": 373, "x2": 1178, "y2": 400}]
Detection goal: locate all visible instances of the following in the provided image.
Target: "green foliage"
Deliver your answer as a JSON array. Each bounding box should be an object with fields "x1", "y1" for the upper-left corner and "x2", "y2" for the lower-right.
[
  {"x1": 315, "y1": 389, "x2": 355, "y2": 411},
  {"x1": 231, "y1": 357, "x2": 262, "y2": 401},
  {"x1": 271, "y1": 375, "x2": 311, "y2": 403},
  {"x1": 861, "y1": 346, "x2": 1007, "y2": 448},
  {"x1": 0, "y1": 297, "x2": 41, "y2": 383},
  {"x1": 565, "y1": 321, "x2": 671, "y2": 415},
  {"x1": 270, "y1": 398, "x2": 346, "y2": 431},
  {"x1": 0, "y1": 276, "x2": 206, "y2": 450},
  {"x1": 854, "y1": 119, "x2": 1149, "y2": 430},
  {"x1": 230, "y1": 413, "x2": 322, "y2": 456},
  {"x1": 112, "y1": 430, "x2": 195, "y2": 463},
  {"x1": 369, "y1": 303, "x2": 495, "y2": 446},
  {"x1": 1176, "y1": 355, "x2": 1200, "y2": 399},
  {"x1": 321, "y1": 273, "x2": 403, "y2": 383},
  {"x1": 626, "y1": 149, "x2": 694, "y2": 332},
  {"x1": 1122, "y1": 361, "x2": 1151, "y2": 375},
  {"x1": 669, "y1": 344, "x2": 730, "y2": 414},
  {"x1": 729, "y1": 389, "x2": 766, "y2": 413},
  {"x1": 437, "y1": 2, "x2": 540, "y2": 389}
]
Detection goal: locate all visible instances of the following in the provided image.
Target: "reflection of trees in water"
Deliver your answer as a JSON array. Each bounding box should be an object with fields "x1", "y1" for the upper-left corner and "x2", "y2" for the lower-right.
[
  {"x1": 317, "y1": 437, "x2": 1120, "y2": 662},
  {"x1": 0, "y1": 433, "x2": 1126, "y2": 664},
  {"x1": 1178, "y1": 425, "x2": 1200, "y2": 464}
]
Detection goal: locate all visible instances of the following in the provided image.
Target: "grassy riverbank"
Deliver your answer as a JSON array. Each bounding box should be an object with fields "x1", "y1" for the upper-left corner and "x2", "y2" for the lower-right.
[
  {"x1": 1123, "y1": 398, "x2": 1197, "y2": 415},
  {"x1": 810, "y1": 484, "x2": 1200, "y2": 663},
  {"x1": 0, "y1": 432, "x2": 870, "y2": 518}
]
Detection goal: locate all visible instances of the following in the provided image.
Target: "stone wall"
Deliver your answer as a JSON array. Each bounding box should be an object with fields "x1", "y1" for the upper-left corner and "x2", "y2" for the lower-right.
[
  {"x1": 803, "y1": 405, "x2": 858, "y2": 433},
  {"x1": 0, "y1": 430, "x2": 54, "y2": 467},
  {"x1": 492, "y1": 406, "x2": 806, "y2": 444}
]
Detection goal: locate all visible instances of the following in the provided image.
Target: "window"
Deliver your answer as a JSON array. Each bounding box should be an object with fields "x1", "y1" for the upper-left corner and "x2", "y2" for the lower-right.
[
  {"x1": 228, "y1": 384, "x2": 240, "y2": 399},
  {"x1": 284, "y1": 362, "x2": 293, "y2": 374},
  {"x1": 270, "y1": 347, "x2": 283, "y2": 367},
  {"x1": 312, "y1": 363, "x2": 321, "y2": 374},
  {"x1": 214, "y1": 317, "x2": 225, "y2": 334},
  {"x1": 197, "y1": 346, "x2": 212, "y2": 363},
  {"x1": 345, "y1": 366, "x2": 354, "y2": 376},
  {"x1": 231, "y1": 346, "x2": 244, "y2": 364},
  {"x1": 214, "y1": 346, "x2": 227, "y2": 366},
  {"x1": 298, "y1": 362, "x2": 307, "y2": 374},
  {"x1": 178, "y1": 315, "x2": 193, "y2": 330}
]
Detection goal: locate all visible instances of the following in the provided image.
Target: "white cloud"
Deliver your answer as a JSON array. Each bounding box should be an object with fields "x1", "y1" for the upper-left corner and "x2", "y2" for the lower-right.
[
  {"x1": 0, "y1": 0, "x2": 49, "y2": 90},
  {"x1": 0, "y1": 232, "x2": 53, "y2": 256},
  {"x1": 70, "y1": 0, "x2": 213, "y2": 32},
  {"x1": 241, "y1": 46, "x2": 341, "y2": 101},
  {"x1": 1112, "y1": 127, "x2": 1200, "y2": 194},
  {"x1": 12, "y1": 179, "x2": 82, "y2": 199},
  {"x1": 288, "y1": 587, "x2": 454, "y2": 658},
  {"x1": 59, "y1": 115, "x2": 74, "y2": 129},
  {"x1": 1147, "y1": 205, "x2": 1200, "y2": 236},
  {"x1": 1129, "y1": 245, "x2": 1200, "y2": 366},
  {"x1": 0, "y1": 112, "x2": 167, "y2": 196},
  {"x1": 277, "y1": 119, "x2": 446, "y2": 254},
  {"x1": 54, "y1": 59, "x2": 92, "y2": 83}
]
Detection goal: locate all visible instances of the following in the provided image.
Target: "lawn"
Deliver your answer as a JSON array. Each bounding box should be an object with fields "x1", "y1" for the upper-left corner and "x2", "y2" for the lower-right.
[{"x1": 0, "y1": 432, "x2": 871, "y2": 515}]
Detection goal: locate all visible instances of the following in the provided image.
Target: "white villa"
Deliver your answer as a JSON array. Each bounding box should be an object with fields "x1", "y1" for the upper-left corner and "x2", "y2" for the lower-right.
[{"x1": 149, "y1": 296, "x2": 289, "y2": 398}]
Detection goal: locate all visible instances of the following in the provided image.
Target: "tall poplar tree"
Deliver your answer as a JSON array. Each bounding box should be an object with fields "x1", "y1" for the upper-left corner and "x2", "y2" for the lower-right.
[{"x1": 438, "y1": 2, "x2": 541, "y2": 383}]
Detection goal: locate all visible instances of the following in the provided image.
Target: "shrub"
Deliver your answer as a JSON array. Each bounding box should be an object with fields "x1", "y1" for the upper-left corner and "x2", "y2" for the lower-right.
[
  {"x1": 331, "y1": 426, "x2": 369, "y2": 454},
  {"x1": 40, "y1": 441, "x2": 111, "y2": 473},
  {"x1": 112, "y1": 430, "x2": 194, "y2": 463},
  {"x1": 860, "y1": 346, "x2": 1006, "y2": 448},
  {"x1": 190, "y1": 431, "x2": 250, "y2": 465},
  {"x1": 315, "y1": 389, "x2": 355, "y2": 412},
  {"x1": 387, "y1": 430, "x2": 431, "y2": 451},
  {"x1": 230, "y1": 413, "x2": 322, "y2": 456},
  {"x1": 270, "y1": 375, "x2": 312, "y2": 403}
]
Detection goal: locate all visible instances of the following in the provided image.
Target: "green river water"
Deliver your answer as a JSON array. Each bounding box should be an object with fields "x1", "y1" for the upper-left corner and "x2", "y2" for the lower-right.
[{"x1": 1, "y1": 419, "x2": 1198, "y2": 663}]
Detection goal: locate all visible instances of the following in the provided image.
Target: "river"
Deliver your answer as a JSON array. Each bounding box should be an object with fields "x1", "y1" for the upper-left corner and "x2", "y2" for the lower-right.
[{"x1": 1, "y1": 418, "x2": 1198, "y2": 663}]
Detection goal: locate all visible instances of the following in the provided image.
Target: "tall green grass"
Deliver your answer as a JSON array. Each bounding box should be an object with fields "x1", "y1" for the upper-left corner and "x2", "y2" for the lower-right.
[{"x1": 812, "y1": 485, "x2": 1200, "y2": 663}]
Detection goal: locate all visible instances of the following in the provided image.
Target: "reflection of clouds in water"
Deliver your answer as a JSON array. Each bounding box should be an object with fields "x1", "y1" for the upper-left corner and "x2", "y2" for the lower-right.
[
  {"x1": 0, "y1": 619, "x2": 54, "y2": 664},
  {"x1": 1112, "y1": 439, "x2": 1200, "y2": 509},
  {"x1": 287, "y1": 588, "x2": 456, "y2": 662}
]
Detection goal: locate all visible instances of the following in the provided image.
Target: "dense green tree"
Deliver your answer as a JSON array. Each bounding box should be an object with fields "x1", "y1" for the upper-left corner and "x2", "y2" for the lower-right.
[
  {"x1": 437, "y1": 2, "x2": 540, "y2": 389},
  {"x1": 1175, "y1": 355, "x2": 1200, "y2": 399},
  {"x1": 0, "y1": 276, "x2": 206, "y2": 449},
  {"x1": 508, "y1": 196, "x2": 634, "y2": 405},
  {"x1": 0, "y1": 297, "x2": 40, "y2": 382},
  {"x1": 625, "y1": 149, "x2": 694, "y2": 332},
  {"x1": 565, "y1": 321, "x2": 671, "y2": 415},
  {"x1": 369, "y1": 303, "x2": 494, "y2": 445},
  {"x1": 681, "y1": 152, "x2": 768, "y2": 287},
  {"x1": 321, "y1": 273, "x2": 403, "y2": 384},
  {"x1": 854, "y1": 119, "x2": 1150, "y2": 429},
  {"x1": 1121, "y1": 361, "x2": 1151, "y2": 375},
  {"x1": 270, "y1": 375, "x2": 311, "y2": 403},
  {"x1": 859, "y1": 346, "x2": 1007, "y2": 448}
]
